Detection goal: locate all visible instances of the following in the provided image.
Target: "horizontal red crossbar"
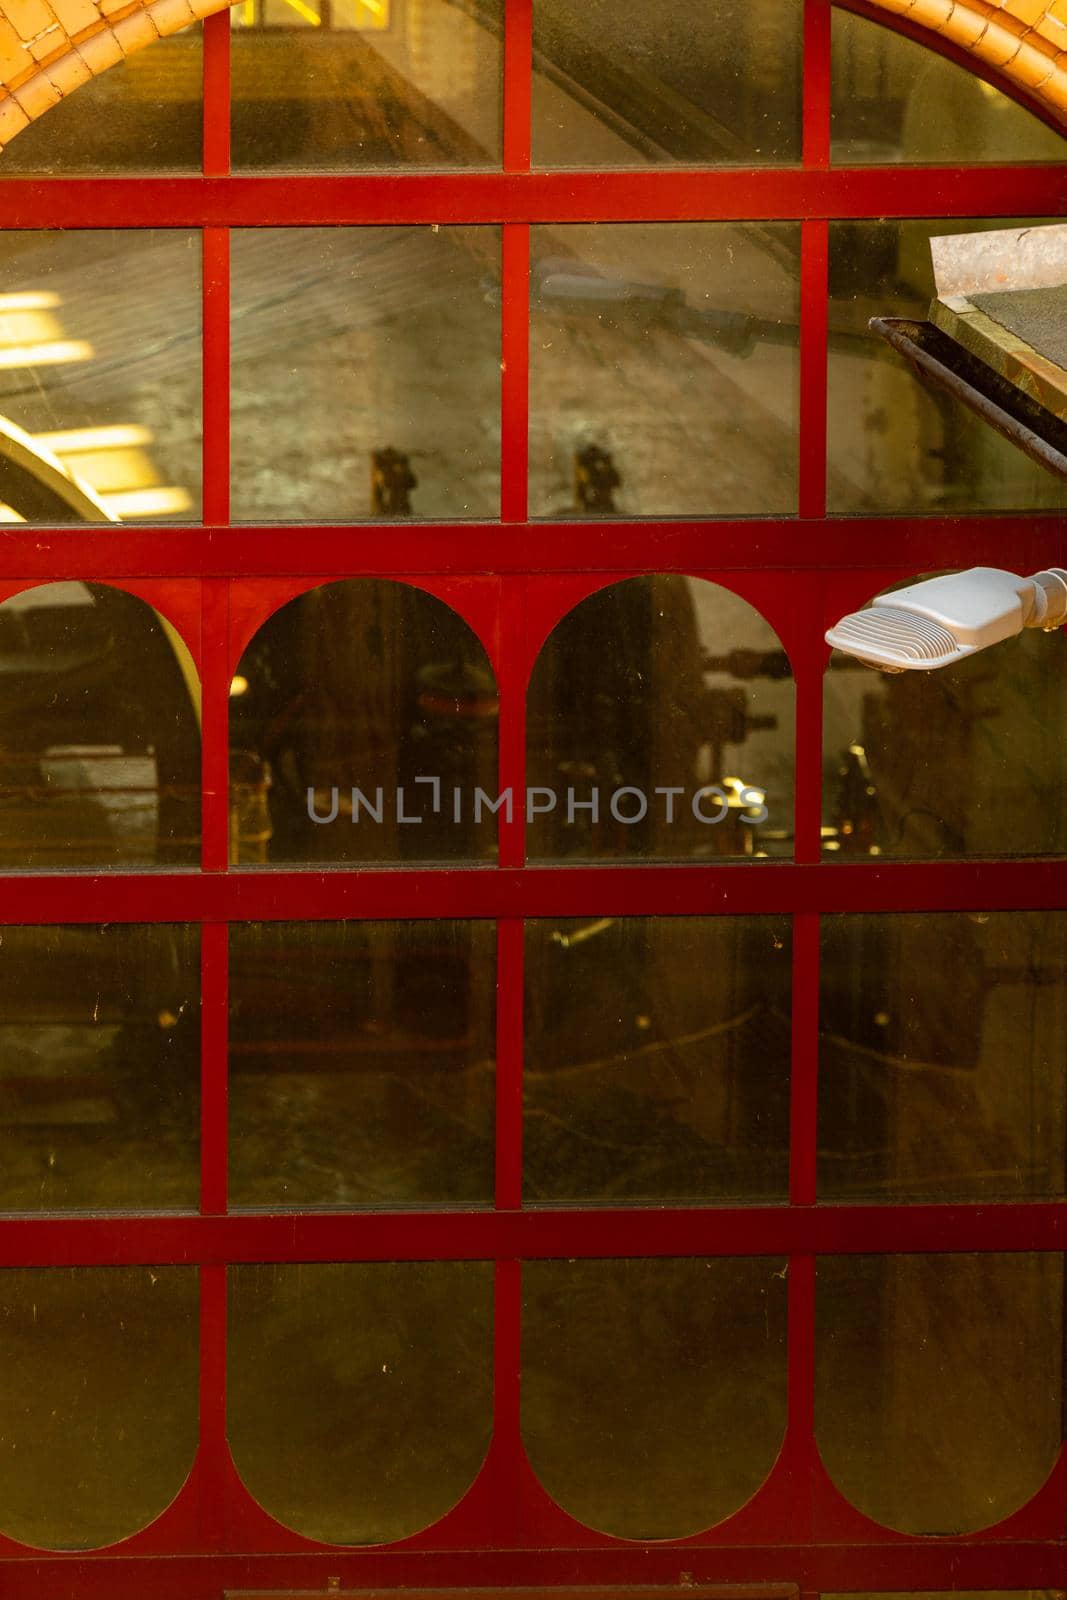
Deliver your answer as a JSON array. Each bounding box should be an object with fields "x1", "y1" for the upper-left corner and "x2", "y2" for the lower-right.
[
  {"x1": 1, "y1": 1202, "x2": 1064, "y2": 1268},
  {"x1": 0, "y1": 861, "x2": 1064, "y2": 922},
  {"x1": 3, "y1": 514, "x2": 1064, "y2": 578},
  {"x1": 0, "y1": 167, "x2": 1062, "y2": 228}
]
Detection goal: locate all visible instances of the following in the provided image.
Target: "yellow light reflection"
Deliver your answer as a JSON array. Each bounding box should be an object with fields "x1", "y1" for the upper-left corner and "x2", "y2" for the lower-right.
[
  {"x1": 0, "y1": 503, "x2": 26, "y2": 523},
  {"x1": 281, "y1": 0, "x2": 321, "y2": 23},
  {"x1": 0, "y1": 340, "x2": 93, "y2": 369},
  {"x1": 230, "y1": 675, "x2": 250, "y2": 698},
  {"x1": 0, "y1": 292, "x2": 60, "y2": 311},
  {"x1": 35, "y1": 425, "x2": 152, "y2": 454},
  {"x1": 102, "y1": 487, "x2": 194, "y2": 518}
]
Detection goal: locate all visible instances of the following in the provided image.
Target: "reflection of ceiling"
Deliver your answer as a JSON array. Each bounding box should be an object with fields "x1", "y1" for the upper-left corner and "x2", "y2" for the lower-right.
[{"x1": 0, "y1": 0, "x2": 1064, "y2": 151}]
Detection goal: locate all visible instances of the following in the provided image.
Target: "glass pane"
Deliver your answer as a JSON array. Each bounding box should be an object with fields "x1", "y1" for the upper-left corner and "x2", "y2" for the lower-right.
[
  {"x1": 522, "y1": 1257, "x2": 787, "y2": 1537},
  {"x1": 231, "y1": 0, "x2": 502, "y2": 169},
  {"x1": 819, "y1": 912, "x2": 1067, "y2": 1200},
  {"x1": 0, "y1": 925, "x2": 199, "y2": 1210},
  {"x1": 230, "y1": 227, "x2": 500, "y2": 521},
  {"x1": 230, "y1": 579, "x2": 498, "y2": 866},
  {"x1": 831, "y1": 8, "x2": 1065, "y2": 165},
  {"x1": 0, "y1": 231, "x2": 201, "y2": 523},
  {"x1": 823, "y1": 603, "x2": 1067, "y2": 859},
  {"x1": 529, "y1": 223, "x2": 799, "y2": 517},
  {"x1": 228, "y1": 1261, "x2": 493, "y2": 1544},
  {"x1": 0, "y1": 582, "x2": 201, "y2": 868},
  {"x1": 525, "y1": 916, "x2": 791, "y2": 1202},
  {"x1": 531, "y1": 0, "x2": 801, "y2": 168},
  {"x1": 827, "y1": 219, "x2": 1064, "y2": 515},
  {"x1": 816, "y1": 1254, "x2": 1063, "y2": 1534},
  {"x1": 0, "y1": 30, "x2": 202, "y2": 174},
  {"x1": 526, "y1": 576, "x2": 793, "y2": 862},
  {"x1": 0, "y1": 1266, "x2": 198, "y2": 1549},
  {"x1": 230, "y1": 920, "x2": 495, "y2": 1207}
]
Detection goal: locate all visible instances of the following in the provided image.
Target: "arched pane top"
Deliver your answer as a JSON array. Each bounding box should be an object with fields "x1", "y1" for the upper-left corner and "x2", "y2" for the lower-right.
[{"x1": 831, "y1": 8, "x2": 1065, "y2": 166}]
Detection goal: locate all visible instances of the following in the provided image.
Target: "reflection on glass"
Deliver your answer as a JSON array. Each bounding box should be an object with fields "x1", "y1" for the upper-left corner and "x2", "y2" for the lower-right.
[
  {"x1": 827, "y1": 219, "x2": 1064, "y2": 515},
  {"x1": 819, "y1": 912, "x2": 1067, "y2": 1201},
  {"x1": 823, "y1": 617, "x2": 1067, "y2": 859},
  {"x1": 228, "y1": 1261, "x2": 493, "y2": 1544},
  {"x1": 526, "y1": 576, "x2": 793, "y2": 861},
  {"x1": 0, "y1": 1266, "x2": 198, "y2": 1549},
  {"x1": 816, "y1": 1254, "x2": 1063, "y2": 1534},
  {"x1": 0, "y1": 31, "x2": 203, "y2": 174},
  {"x1": 0, "y1": 583, "x2": 201, "y2": 868},
  {"x1": 532, "y1": 0, "x2": 801, "y2": 167},
  {"x1": 529, "y1": 224, "x2": 799, "y2": 517},
  {"x1": 0, "y1": 925, "x2": 199, "y2": 1211},
  {"x1": 230, "y1": 228, "x2": 500, "y2": 520},
  {"x1": 525, "y1": 917, "x2": 791, "y2": 1202},
  {"x1": 522, "y1": 1257, "x2": 787, "y2": 1537},
  {"x1": 831, "y1": 9, "x2": 1065, "y2": 165},
  {"x1": 230, "y1": 921, "x2": 495, "y2": 1207},
  {"x1": 0, "y1": 231, "x2": 201, "y2": 523},
  {"x1": 231, "y1": 0, "x2": 501, "y2": 169},
  {"x1": 230, "y1": 579, "x2": 498, "y2": 865}
]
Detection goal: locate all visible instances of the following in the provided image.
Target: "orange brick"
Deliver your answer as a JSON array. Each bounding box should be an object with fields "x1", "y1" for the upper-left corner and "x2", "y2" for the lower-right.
[
  {"x1": 1010, "y1": 34, "x2": 1063, "y2": 80},
  {"x1": 0, "y1": 92, "x2": 31, "y2": 141},
  {"x1": 3, "y1": 0, "x2": 57, "y2": 44},
  {"x1": 27, "y1": 25, "x2": 65, "y2": 60},
  {"x1": 112, "y1": 6, "x2": 160, "y2": 54},
  {"x1": 43, "y1": 44, "x2": 92, "y2": 93},
  {"x1": 148, "y1": 0, "x2": 197, "y2": 33},
  {"x1": 47, "y1": 0, "x2": 103, "y2": 36},
  {"x1": 0, "y1": 18, "x2": 33, "y2": 80},
  {"x1": 10, "y1": 66, "x2": 62, "y2": 118},
  {"x1": 72, "y1": 24, "x2": 123, "y2": 72}
]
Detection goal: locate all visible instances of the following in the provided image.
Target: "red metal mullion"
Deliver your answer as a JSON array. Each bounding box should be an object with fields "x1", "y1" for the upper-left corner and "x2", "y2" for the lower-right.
[
  {"x1": 202, "y1": 8, "x2": 232, "y2": 179},
  {"x1": 202, "y1": 230, "x2": 231, "y2": 529},
  {"x1": 803, "y1": 0, "x2": 832, "y2": 170},
  {"x1": 3, "y1": 168, "x2": 1063, "y2": 227},
  {"x1": 501, "y1": 226, "x2": 530, "y2": 523},
  {"x1": 496, "y1": 921, "x2": 524, "y2": 1210},
  {"x1": 502, "y1": 0, "x2": 533, "y2": 174},
  {"x1": 3, "y1": 1202, "x2": 1066, "y2": 1267},
  {"x1": 798, "y1": 219, "x2": 829, "y2": 521},
  {"x1": 200, "y1": 578, "x2": 231, "y2": 873},
  {"x1": 200, "y1": 922, "x2": 229, "y2": 1216},
  {"x1": 195, "y1": 1262, "x2": 229, "y2": 1549}
]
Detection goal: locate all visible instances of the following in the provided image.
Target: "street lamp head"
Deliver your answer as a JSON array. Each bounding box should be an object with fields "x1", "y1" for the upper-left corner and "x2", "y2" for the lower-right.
[{"x1": 825, "y1": 566, "x2": 1067, "y2": 673}]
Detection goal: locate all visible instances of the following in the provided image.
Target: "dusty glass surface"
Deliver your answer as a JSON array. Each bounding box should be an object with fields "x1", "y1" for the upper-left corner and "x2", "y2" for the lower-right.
[
  {"x1": 823, "y1": 612, "x2": 1067, "y2": 859},
  {"x1": 531, "y1": 0, "x2": 801, "y2": 168},
  {"x1": 524, "y1": 916, "x2": 791, "y2": 1202},
  {"x1": 526, "y1": 576, "x2": 794, "y2": 861},
  {"x1": 819, "y1": 912, "x2": 1067, "y2": 1200},
  {"x1": 816, "y1": 1253, "x2": 1063, "y2": 1533},
  {"x1": 0, "y1": 925, "x2": 199, "y2": 1211},
  {"x1": 831, "y1": 9, "x2": 1065, "y2": 165},
  {"x1": 529, "y1": 223, "x2": 799, "y2": 517},
  {"x1": 0, "y1": 582, "x2": 201, "y2": 868},
  {"x1": 230, "y1": 227, "x2": 500, "y2": 521},
  {"x1": 229, "y1": 579, "x2": 498, "y2": 865},
  {"x1": 0, "y1": 231, "x2": 201, "y2": 523},
  {"x1": 231, "y1": 0, "x2": 502, "y2": 169},
  {"x1": 228, "y1": 1260, "x2": 493, "y2": 1543},
  {"x1": 522, "y1": 1257, "x2": 787, "y2": 1537},
  {"x1": 0, "y1": 1266, "x2": 198, "y2": 1549},
  {"x1": 0, "y1": 30, "x2": 202, "y2": 174},
  {"x1": 230, "y1": 920, "x2": 495, "y2": 1207},
  {"x1": 827, "y1": 219, "x2": 1064, "y2": 515}
]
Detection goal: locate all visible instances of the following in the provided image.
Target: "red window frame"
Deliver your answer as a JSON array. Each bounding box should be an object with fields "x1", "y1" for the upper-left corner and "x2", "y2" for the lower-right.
[{"x1": 0, "y1": 0, "x2": 1065, "y2": 1592}]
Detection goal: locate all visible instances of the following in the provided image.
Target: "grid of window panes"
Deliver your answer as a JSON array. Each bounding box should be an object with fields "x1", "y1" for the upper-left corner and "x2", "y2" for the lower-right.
[{"x1": 0, "y1": 0, "x2": 1063, "y2": 1591}]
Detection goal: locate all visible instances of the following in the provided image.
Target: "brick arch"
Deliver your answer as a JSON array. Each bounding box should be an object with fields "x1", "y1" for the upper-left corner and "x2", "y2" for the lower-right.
[{"x1": 0, "y1": 0, "x2": 1065, "y2": 149}]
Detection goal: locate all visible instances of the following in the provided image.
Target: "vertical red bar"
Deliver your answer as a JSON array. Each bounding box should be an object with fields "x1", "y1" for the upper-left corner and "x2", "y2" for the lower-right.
[
  {"x1": 202, "y1": 7, "x2": 232, "y2": 178},
  {"x1": 502, "y1": 0, "x2": 532, "y2": 174},
  {"x1": 202, "y1": 228, "x2": 231, "y2": 529},
  {"x1": 497, "y1": 576, "x2": 527, "y2": 868},
  {"x1": 201, "y1": 921, "x2": 229, "y2": 1216},
  {"x1": 495, "y1": 919, "x2": 524, "y2": 1210},
  {"x1": 201, "y1": 577, "x2": 231, "y2": 872},
  {"x1": 791, "y1": 576, "x2": 823, "y2": 1207},
  {"x1": 196, "y1": 1261, "x2": 230, "y2": 1549},
  {"x1": 785, "y1": 1252, "x2": 817, "y2": 1541},
  {"x1": 501, "y1": 225, "x2": 530, "y2": 524},
  {"x1": 501, "y1": 0, "x2": 532, "y2": 523},
  {"x1": 798, "y1": 218, "x2": 829, "y2": 521},
  {"x1": 802, "y1": 0, "x2": 832, "y2": 171},
  {"x1": 790, "y1": 912, "x2": 820, "y2": 1206},
  {"x1": 488, "y1": 1256, "x2": 525, "y2": 1541}
]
